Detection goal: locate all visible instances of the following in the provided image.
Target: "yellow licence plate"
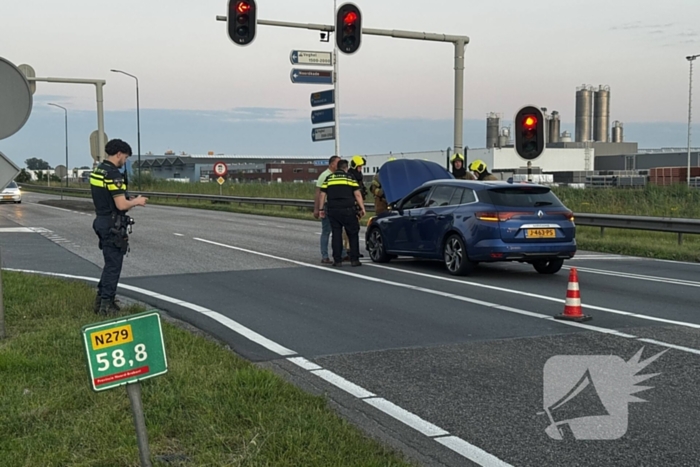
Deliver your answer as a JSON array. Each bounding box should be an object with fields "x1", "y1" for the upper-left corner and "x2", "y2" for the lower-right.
[
  {"x1": 2, "y1": 196, "x2": 11, "y2": 199},
  {"x1": 526, "y1": 228, "x2": 556, "y2": 238}
]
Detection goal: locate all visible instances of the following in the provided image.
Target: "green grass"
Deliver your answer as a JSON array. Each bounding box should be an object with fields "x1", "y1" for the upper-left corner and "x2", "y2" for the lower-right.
[{"x1": 0, "y1": 272, "x2": 413, "y2": 467}]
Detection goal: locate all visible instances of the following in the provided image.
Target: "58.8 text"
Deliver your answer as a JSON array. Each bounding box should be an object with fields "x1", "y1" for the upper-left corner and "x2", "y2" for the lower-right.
[{"x1": 96, "y1": 344, "x2": 148, "y2": 371}]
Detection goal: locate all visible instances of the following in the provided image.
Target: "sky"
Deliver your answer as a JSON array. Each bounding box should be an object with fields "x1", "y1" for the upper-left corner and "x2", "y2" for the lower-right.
[{"x1": 1, "y1": 0, "x2": 700, "y2": 169}]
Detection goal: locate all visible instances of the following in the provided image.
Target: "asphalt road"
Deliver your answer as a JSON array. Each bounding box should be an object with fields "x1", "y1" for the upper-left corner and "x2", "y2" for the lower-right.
[{"x1": 2, "y1": 192, "x2": 700, "y2": 467}]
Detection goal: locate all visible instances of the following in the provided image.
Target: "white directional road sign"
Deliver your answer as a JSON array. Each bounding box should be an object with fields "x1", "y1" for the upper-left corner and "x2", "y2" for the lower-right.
[
  {"x1": 290, "y1": 50, "x2": 333, "y2": 67},
  {"x1": 0, "y1": 151, "x2": 20, "y2": 190},
  {"x1": 312, "y1": 126, "x2": 335, "y2": 142}
]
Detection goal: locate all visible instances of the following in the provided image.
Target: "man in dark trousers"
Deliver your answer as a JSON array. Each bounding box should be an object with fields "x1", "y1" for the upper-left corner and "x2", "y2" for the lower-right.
[
  {"x1": 318, "y1": 159, "x2": 366, "y2": 267},
  {"x1": 90, "y1": 139, "x2": 148, "y2": 315}
]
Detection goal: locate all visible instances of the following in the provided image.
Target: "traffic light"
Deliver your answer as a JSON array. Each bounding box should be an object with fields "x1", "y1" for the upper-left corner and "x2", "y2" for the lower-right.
[
  {"x1": 336, "y1": 3, "x2": 362, "y2": 54},
  {"x1": 227, "y1": 0, "x2": 256, "y2": 45},
  {"x1": 514, "y1": 106, "x2": 545, "y2": 160}
]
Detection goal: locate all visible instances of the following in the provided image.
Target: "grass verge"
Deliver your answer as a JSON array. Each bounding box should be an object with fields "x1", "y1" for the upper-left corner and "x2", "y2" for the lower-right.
[{"x1": 0, "y1": 272, "x2": 413, "y2": 467}]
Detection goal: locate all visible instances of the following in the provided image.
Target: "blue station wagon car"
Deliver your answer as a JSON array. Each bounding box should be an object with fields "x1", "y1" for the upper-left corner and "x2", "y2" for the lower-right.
[{"x1": 365, "y1": 160, "x2": 576, "y2": 275}]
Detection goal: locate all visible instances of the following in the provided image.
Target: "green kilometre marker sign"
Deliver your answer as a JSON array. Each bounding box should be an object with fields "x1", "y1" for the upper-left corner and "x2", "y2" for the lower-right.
[{"x1": 82, "y1": 311, "x2": 168, "y2": 392}]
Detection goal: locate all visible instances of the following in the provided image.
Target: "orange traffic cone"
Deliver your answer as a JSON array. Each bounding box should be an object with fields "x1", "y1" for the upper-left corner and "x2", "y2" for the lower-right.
[{"x1": 554, "y1": 268, "x2": 592, "y2": 322}]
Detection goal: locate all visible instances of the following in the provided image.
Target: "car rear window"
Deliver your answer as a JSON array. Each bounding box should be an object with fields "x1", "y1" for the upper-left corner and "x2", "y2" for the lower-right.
[{"x1": 482, "y1": 187, "x2": 563, "y2": 208}]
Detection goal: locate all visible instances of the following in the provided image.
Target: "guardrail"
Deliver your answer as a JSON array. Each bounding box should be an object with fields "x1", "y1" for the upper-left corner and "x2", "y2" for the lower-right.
[{"x1": 22, "y1": 185, "x2": 700, "y2": 244}]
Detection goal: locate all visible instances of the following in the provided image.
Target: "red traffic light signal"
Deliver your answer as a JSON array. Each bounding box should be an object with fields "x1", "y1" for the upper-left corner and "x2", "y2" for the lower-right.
[
  {"x1": 514, "y1": 106, "x2": 545, "y2": 160},
  {"x1": 343, "y1": 11, "x2": 358, "y2": 24},
  {"x1": 227, "y1": 0, "x2": 256, "y2": 46},
  {"x1": 336, "y1": 3, "x2": 362, "y2": 54},
  {"x1": 523, "y1": 116, "x2": 537, "y2": 128}
]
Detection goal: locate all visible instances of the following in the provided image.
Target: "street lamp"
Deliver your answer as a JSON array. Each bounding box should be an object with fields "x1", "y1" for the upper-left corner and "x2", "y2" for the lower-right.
[
  {"x1": 110, "y1": 69, "x2": 141, "y2": 190},
  {"x1": 48, "y1": 103, "x2": 68, "y2": 200},
  {"x1": 686, "y1": 55, "x2": 700, "y2": 187}
]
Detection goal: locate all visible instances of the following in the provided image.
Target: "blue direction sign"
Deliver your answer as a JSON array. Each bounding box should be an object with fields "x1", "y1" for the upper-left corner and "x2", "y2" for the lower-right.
[
  {"x1": 291, "y1": 69, "x2": 333, "y2": 85},
  {"x1": 311, "y1": 107, "x2": 334, "y2": 125},
  {"x1": 312, "y1": 126, "x2": 335, "y2": 142},
  {"x1": 310, "y1": 90, "x2": 334, "y2": 107}
]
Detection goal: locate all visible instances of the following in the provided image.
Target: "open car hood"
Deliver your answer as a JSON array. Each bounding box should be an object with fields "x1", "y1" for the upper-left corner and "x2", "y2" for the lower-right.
[{"x1": 378, "y1": 159, "x2": 454, "y2": 205}]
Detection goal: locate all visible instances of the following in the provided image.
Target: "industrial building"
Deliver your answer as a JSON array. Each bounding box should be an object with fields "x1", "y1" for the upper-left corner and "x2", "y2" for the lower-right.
[
  {"x1": 133, "y1": 154, "x2": 329, "y2": 183},
  {"x1": 135, "y1": 84, "x2": 697, "y2": 187}
]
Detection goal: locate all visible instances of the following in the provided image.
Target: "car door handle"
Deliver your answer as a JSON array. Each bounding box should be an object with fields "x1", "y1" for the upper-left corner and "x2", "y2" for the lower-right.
[{"x1": 437, "y1": 215, "x2": 447, "y2": 220}]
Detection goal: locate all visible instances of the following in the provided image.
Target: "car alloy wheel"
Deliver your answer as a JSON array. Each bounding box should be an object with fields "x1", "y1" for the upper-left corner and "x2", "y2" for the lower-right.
[
  {"x1": 443, "y1": 234, "x2": 474, "y2": 276},
  {"x1": 367, "y1": 228, "x2": 391, "y2": 263}
]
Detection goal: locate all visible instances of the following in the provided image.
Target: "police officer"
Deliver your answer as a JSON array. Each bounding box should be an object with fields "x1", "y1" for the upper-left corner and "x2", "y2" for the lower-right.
[
  {"x1": 468, "y1": 159, "x2": 499, "y2": 181},
  {"x1": 318, "y1": 159, "x2": 366, "y2": 267},
  {"x1": 450, "y1": 153, "x2": 476, "y2": 180},
  {"x1": 90, "y1": 139, "x2": 148, "y2": 315}
]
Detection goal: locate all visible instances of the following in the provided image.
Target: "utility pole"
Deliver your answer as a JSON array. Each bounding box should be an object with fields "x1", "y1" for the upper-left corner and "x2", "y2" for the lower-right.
[{"x1": 686, "y1": 55, "x2": 699, "y2": 187}]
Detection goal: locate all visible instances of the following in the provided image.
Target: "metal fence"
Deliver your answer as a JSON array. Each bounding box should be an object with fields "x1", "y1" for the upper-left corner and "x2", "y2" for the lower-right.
[{"x1": 23, "y1": 185, "x2": 700, "y2": 244}]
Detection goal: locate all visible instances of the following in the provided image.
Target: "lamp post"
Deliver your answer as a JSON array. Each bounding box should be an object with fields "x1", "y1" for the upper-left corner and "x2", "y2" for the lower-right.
[
  {"x1": 686, "y1": 55, "x2": 700, "y2": 187},
  {"x1": 110, "y1": 69, "x2": 141, "y2": 190},
  {"x1": 48, "y1": 103, "x2": 68, "y2": 200}
]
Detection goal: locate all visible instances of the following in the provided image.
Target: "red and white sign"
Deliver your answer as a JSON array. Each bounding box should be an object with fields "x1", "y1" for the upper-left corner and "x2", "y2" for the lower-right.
[{"x1": 213, "y1": 161, "x2": 228, "y2": 177}]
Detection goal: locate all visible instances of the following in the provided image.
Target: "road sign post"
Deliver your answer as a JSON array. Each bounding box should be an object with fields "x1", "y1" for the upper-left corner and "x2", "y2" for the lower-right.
[
  {"x1": 213, "y1": 162, "x2": 228, "y2": 195},
  {"x1": 290, "y1": 69, "x2": 333, "y2": 85},
  {"x1": 312, "y1": 125, "x2": 335, "y2": 142},
  {"x1": 311, "y1": 107, "x2": 335, "y2": 125},
  {"x1": 82, "y1": 311, "x2": 167, "y2": 467},
  {"x1": 290, "y1": 50, "x2": 333, "y2": 66},
  {"x1": 310, "y1": 90, "x2": 334, "y2": 107}
]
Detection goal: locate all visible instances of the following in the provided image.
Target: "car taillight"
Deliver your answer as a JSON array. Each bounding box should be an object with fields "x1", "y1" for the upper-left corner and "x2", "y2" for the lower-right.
[
  {"x1": 554, "y1": 210, "x2": 575, "y2": 221},
  {"x1": 476, "y1": 212, "x2": 500, "y2": 222},
  {"x1": 475, "y1": 212, "x2": 528, "y2": 222}
]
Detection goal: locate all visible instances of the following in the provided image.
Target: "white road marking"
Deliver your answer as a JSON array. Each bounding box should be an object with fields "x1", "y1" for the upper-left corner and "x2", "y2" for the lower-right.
[
  {"x1": 288, "y1": 356, "x2": 322, "y2": 371},
  {"x1": 366, "y1": 264, "x2": 700, "y2": 330},
  {"x1": 0, "y1": 227, "x2": 34, "y2": 233},
  {"x1": 637, "y1": 339, "x2": 700, "y2": 356},
  {"x1": 310, "y1": 369, "x2": 376, "y2": 399},
  {"x1": 173, "y1": 233, "x2": 184, "y2": 237},
  {"x1": 569, "y1": 256, "x2": 642, "y2": 260},
  {"x1": 4, "y1": 265, "x2": 514, "y2": 467},
  {"x1": 562, "y1": 265, "x2": 700, "y2": 288},
  {"x1": 435, "y1": 436, "x2": 514, "y2": 467},
  {"x1": 364, "y1": 398, "x2": 449, "y2": 437},
  {"x1": 31, "y1": 203, "x2": 81, "y2": 214}
]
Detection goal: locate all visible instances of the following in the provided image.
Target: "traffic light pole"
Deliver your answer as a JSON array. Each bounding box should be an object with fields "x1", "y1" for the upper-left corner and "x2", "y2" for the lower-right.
[
  {"x1": 333, "y1": 0, "x2": 340, "y2": 158},
  {"x1": 216, "y1": 16, "x2": 470, "y2": 154}
]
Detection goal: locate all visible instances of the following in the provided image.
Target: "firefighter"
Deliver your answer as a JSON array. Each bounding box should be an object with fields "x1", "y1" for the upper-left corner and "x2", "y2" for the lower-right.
[
  {"x1": 469, "y1": 159, "x2": 499, "y2": 181},
  {"x1": 369, "y1": 157, "x2": 395, "y2": 215},
  {"x1": 345, "y1": 155, "x2": 368, "y2": 254},
  {"x1": 450, "y1": 153, "x2": 476, "y2": 180}
]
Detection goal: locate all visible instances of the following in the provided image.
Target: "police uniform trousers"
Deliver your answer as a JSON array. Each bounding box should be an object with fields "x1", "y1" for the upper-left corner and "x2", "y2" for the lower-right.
[
  {"x1": 93, "y1": 215, "x2": 126, "y2": 300},
  {"x1": 327, "y1": 206, "x2": 360, "y2": 263}
]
